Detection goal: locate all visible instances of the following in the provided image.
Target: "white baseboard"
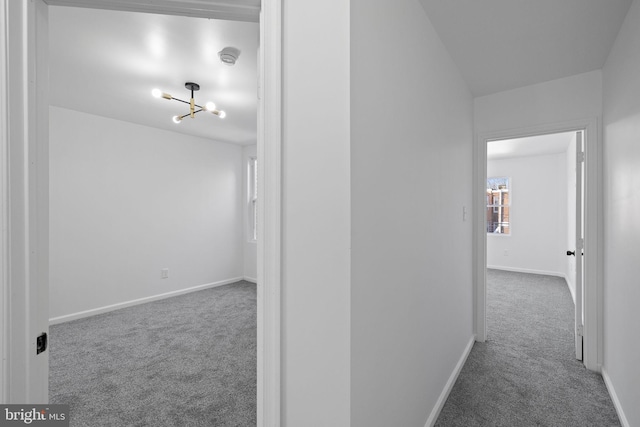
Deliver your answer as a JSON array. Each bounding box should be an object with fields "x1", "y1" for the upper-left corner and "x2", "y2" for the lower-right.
[
  {"x1": 49, "y1": 277, "x2": 245, "y2": 325},
  {"x1": 602, "y1": 368, "x2": 630, "y2": 427},
  {"x1": 565, "y1": 275, "x2": 576, "y2": 305},
  {"x1": 243, "y1": 276, "x2": 257, "y2": 283},
  {"x1": 424, "y1": 335, "x2": 476, "y2": 427}
]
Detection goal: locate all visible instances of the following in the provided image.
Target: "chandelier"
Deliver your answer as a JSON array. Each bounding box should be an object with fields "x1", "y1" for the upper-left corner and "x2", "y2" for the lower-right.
[{"x1": 152, "y1": 82, "x2": 226, "y2": 124}]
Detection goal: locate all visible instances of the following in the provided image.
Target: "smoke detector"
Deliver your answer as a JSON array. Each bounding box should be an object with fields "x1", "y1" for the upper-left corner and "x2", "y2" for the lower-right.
[{"x1": 218, "y1": 47, "x2": 241, "y2": 66}]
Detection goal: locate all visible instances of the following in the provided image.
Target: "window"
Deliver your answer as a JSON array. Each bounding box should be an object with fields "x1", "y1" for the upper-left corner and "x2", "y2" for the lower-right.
[
  {"x1": 249, "y1": 157, "x2": 258, "y2": 241},
  {"x1": 487, "y1": 177, "x2": 510, "y2": 235}
]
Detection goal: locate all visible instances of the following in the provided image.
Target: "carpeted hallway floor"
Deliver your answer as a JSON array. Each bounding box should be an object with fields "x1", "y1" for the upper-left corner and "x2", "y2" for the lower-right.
[
  {"x1": 49, "y1": 281, "x2": 256, "y2": 427},
  {"x1": 435, "y1": 269, "x2": 620, "y2": 427}
]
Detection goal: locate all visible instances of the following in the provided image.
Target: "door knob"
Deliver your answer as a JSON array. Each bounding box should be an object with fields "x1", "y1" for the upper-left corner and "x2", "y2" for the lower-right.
[{"x1": 566, "y1": 250, "x2": 575, "y2": 256}]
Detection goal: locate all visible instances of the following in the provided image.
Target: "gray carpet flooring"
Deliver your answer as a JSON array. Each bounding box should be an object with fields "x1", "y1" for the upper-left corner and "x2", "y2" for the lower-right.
[
  {"x1": 435, "y1": 269, "x2": 620, "y2": 427},
  {"x1": 49, "y1": 281, "x2": 256, "y2": 427}
]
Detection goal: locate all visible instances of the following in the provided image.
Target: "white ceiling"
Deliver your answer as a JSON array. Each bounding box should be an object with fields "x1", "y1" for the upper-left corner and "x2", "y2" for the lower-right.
[
  {"x1": 49, "y1": 6, "x2": 259, "y2": 145},
  {"x1": 419, "y1": 0, "x2": 633, "y2": 96},
  {"x1": 49, "y1": 2, "x2": 634, "y2": 143},
  {"x1": 487, "y1": 132, "x2": 575, "y2": 161}
]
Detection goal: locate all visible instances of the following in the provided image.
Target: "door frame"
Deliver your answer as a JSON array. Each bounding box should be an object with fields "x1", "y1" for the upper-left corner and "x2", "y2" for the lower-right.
[
  {"x1": 1, "y1": 0, "x2": 50, "y2": 403},
  {"x1": 473, "y1": 117, "x2": 603, "y2": 372},
  {"x1": 0, "y1": 0, "x2": 282, "y2": 424},
  {"x1": 0, "y1": 0, "x2": 8, "y2": 403}
]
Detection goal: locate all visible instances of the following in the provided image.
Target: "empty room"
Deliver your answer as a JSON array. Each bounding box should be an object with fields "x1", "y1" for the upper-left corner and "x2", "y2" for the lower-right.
[{"x1": 46, "y1": 5, "x2": 259, "y2": 425}]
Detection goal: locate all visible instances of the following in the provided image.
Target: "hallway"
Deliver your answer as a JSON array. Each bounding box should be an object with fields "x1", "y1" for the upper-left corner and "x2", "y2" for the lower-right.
[{"x1": 435, "y1": 270, "x2": 619, "y2": 426}]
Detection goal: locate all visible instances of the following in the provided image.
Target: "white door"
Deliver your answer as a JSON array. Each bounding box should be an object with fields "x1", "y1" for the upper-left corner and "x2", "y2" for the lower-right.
[{"x1": 573, "y1": 131, "x2": 585, "y2": 361}]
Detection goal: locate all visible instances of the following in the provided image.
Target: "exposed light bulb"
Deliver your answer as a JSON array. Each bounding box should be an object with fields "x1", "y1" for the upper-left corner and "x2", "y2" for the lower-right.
[
  {"x1": 218, "y1": 110, "x2": 226, "y2": 119},
  {"x1": 152, "y1": 88, "x2": 162, "y2": 98},
  {"x1": 172, "y1": 115, "x2": 182, "y2": 124},
  {"x1": 205, "y1": 101, "x2": 216, "y2": 111}
]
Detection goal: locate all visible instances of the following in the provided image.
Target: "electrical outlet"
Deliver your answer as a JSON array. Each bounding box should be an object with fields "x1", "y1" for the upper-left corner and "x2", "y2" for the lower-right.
[{"x1": 161, "y1": 268, "x2": 169, "y2": 279}]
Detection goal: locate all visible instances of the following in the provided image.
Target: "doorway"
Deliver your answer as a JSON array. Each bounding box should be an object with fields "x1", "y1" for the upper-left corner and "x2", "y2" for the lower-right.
[
  {"x1": 48, "y1": 5, "x2": 258, "y2": 424},
  {"x1": 485, "y1": 131, "x2": 583, "y2": 359},
  {"x1": 0, "y1": 0, "x2": 281, "y2": 423},
  {"x1": 473, "y1": 119, "x2": 603, "y2": 372}
]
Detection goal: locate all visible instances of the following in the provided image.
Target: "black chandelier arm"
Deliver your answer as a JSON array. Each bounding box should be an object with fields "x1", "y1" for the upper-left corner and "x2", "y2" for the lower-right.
[
  {"x1": 176, "y1": 108, "x2": 205, "y2": 120},
  {"x1": 171, "y1": 97, "x2": 189, "y2": 105},
  {"x1": 169, "y1": 97, "x2": 205, "y2": 110}
]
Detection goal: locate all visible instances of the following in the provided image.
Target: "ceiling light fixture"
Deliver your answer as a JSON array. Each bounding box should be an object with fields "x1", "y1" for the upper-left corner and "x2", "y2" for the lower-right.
[
  {"x1": 152, "y1": 82, "x2": 225, "y2": 124},
  {"x1": 218, "y1": 46, "x2": 241, "y2": 66}
]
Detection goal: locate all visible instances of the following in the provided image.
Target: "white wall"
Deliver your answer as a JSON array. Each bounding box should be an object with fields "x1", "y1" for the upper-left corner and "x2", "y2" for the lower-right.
[
  {"x1": 602, "y1": 0, "x2": 640, "y2": 425},
  {"x1": 282, "y1": 0, "x2": 351, "y2": 425},
  {"x1": 351, "y1": 1, "x2": 474, "y2": 426},
  {"x1": 49, "y1": 106, "x2": 244, "y2": 320},
  {"x1": 242, "y1": 144, "x2": 257, "y2": 282},
  {"x1": 474, "y1": 70, "x2": 603, "y2": 134},
  {"x1": 487, "y1": 153, "x2": 568, "y2": 277}
]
